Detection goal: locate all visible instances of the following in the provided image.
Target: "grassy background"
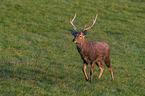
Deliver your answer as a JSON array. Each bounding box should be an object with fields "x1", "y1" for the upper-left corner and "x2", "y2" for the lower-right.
[{"x1": 0, "y1": 0, "x2": 145, "y2": 95}]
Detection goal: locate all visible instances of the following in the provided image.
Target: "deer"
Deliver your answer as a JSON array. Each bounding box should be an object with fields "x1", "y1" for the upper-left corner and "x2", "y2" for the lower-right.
[{"x1": 69, "y1": 13, "x2": 114, "y2": 83}]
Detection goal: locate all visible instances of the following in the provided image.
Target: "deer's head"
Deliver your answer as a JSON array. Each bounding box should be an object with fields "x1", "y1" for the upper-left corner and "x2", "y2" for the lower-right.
[
  {"x1": 70, "y1": 13, "x2": 98, "y2": 44},
  {"x1": 70, "y1": 30, "x2": 87, "y2": 44}
]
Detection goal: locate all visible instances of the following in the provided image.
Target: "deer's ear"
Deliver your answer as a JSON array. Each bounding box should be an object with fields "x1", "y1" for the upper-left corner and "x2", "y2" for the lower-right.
[
  {"x1": 70, "y1": 30, "x2": 76, "y2": 36},
  {"x1": 82, "y1": 30, "x2": 87, "y2": 36}
]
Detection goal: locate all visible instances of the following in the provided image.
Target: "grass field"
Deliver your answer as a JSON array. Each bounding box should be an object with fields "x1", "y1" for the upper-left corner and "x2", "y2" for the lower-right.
[{"x1": 0, "y1": 0, "x2": 145, "y2": 95}]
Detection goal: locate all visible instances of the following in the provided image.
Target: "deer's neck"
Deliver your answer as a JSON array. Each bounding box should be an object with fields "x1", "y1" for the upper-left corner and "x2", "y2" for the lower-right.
[{"x1": 76, "y1": 39, "x2": 87, "y2": 53}]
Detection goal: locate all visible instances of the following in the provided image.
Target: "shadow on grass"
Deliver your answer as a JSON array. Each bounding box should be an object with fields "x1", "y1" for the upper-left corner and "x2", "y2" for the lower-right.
[{"x1": 0, "y1": 61, "x2": 66, "y2": 85}]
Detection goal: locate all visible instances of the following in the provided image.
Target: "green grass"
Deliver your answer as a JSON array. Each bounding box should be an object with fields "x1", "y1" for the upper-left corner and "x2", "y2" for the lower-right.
[{"x1": 0, "y1": 0, "x2": 145, "y2": 95}]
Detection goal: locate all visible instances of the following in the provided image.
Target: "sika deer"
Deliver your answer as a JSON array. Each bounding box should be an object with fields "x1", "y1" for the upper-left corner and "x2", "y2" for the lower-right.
[{"x1": 70, "y1": 13, "x2": 114, "y2": 83}]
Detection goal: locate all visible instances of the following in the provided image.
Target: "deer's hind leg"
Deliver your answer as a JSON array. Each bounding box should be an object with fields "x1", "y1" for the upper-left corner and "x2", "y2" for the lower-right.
[
  {"x1": 96, "y1": 62, "x2": 104, "y2": 79},
  {"x1": 104, "y1": 57, "x2": 114, "y2": 80}
]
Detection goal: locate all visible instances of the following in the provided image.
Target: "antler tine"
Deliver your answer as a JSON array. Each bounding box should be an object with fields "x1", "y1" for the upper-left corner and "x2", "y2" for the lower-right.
[
  {"x1": 83, "y1": 14, "x2": 98, "y2": 31},
  {"x1": 70, "y1": 13, "x2": 77, "y2": 32}
]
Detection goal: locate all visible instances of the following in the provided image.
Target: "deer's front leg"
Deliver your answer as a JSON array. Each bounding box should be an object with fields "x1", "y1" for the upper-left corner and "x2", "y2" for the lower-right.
[
  {"x1": 82, "y1": 63, "x2": 89, "y2": 81},
  {"x1": 90, "y1": 63, "x2": 95, "y2": 83}
]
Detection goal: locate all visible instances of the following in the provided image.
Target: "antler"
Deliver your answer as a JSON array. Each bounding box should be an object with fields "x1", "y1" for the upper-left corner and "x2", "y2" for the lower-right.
[
  {"x1": 70, "y1": 13, "x2": 77, "y2": 32},
  {"x1": 83, "y1": 14, "x2": 98, "y2": 31}
]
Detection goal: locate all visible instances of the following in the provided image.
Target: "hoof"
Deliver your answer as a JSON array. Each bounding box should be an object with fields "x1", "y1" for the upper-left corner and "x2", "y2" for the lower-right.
[{"x1": 86, "y1": 78, "x2": 90, "y2": 81}]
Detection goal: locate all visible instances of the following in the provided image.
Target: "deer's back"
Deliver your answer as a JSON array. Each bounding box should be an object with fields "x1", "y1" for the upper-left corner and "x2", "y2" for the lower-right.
[{"x1": 77, "y1": 41, "x2": 110, "y2": 64}]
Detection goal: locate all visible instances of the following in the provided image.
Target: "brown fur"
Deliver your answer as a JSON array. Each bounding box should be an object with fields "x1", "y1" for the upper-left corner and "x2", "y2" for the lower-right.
[{"x1": 70, "y1": 31, "x2": 114, "y2": 82}]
